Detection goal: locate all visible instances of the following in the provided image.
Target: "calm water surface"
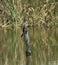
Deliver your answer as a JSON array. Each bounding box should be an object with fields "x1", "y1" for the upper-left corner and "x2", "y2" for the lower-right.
[{"x1": 0, "y1": 27, "x2": 58, "y2": 65}]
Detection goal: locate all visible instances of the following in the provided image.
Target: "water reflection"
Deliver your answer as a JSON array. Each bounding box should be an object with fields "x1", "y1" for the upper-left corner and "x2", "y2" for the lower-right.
[{"x1": 0, "y1": 27, "x2": 58, "y2": 65}]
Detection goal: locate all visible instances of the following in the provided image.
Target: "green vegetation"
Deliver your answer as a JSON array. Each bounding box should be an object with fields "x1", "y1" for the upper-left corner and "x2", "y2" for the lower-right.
[
  {"x1": 0, "y1": 0, "x2": 58, "y2": 27},
  {"x1": 0, "y1": 0, "x2": 58, "y2": 65}
]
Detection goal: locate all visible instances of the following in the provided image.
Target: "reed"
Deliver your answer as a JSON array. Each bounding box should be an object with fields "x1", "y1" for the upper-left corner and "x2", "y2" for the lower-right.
[{"x1": 0, "y1": 0, "x2": 58, "y2": 65}]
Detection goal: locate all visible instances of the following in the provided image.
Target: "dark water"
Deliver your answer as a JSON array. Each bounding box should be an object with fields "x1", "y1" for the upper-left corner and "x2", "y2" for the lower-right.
[{"x1": 0, "y1": 27, "x2": 58, "y2": 65}]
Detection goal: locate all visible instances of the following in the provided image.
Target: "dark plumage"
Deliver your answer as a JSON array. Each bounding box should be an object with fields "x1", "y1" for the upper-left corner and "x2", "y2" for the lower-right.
[{"x1": 21, "y1": 21, "x2": 31, "y2": 56}]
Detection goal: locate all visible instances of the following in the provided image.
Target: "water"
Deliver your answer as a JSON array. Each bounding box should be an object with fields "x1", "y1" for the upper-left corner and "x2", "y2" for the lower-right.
[{"x1": 0, "y1": 27, "x2": 58, "y2": 65}]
